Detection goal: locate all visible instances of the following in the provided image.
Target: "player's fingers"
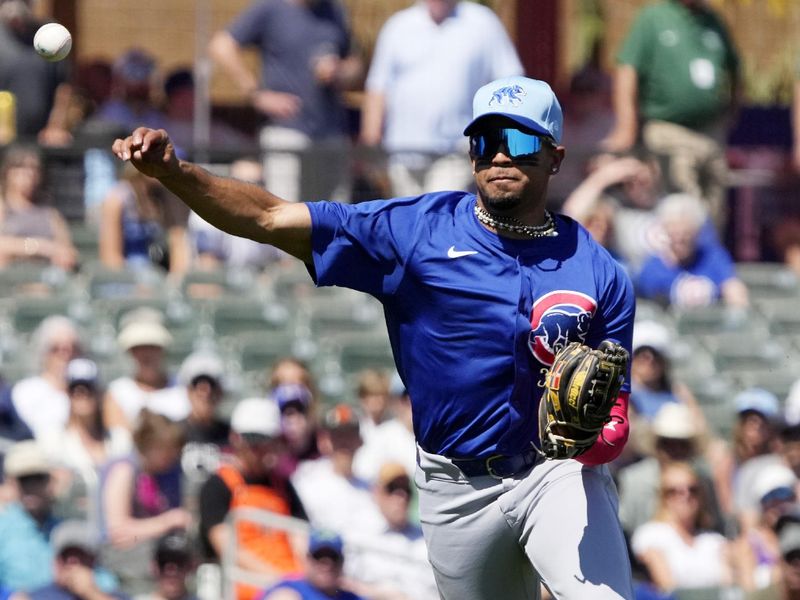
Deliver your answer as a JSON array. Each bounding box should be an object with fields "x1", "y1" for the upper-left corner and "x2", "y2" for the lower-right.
[{"x1": 140, "y1": 128, "x2": 168, "y2": 153}]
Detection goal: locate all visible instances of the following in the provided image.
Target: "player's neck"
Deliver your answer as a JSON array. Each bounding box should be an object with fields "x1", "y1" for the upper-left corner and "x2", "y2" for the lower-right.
[{"x1": 475, "y1": 199, "x2": 556, "y2": 240}]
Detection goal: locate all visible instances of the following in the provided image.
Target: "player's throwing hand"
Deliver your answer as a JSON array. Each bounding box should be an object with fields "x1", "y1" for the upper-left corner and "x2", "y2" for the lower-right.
[{"x1": 112, "y1": 127, "x2": 180, "y2": 180}]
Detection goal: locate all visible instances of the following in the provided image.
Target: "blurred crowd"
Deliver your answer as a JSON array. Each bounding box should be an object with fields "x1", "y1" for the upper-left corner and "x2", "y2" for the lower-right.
[{"x1": 0, "y1": 0, "x2": 799, "y2": 599}]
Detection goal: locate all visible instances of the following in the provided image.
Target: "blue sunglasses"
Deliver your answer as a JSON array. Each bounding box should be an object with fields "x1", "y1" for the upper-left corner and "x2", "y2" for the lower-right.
[{"x1": 469, "y1": 128, "x2": 552, "y2": 161}]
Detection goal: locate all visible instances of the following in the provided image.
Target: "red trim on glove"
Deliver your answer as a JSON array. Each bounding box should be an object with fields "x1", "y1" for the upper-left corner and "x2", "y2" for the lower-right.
[{"x1": 576, "y1": 391, "x2": 630, "y2": 466}]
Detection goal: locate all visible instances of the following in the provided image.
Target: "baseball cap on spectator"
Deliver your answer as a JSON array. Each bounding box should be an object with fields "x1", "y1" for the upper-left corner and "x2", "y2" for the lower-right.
[
  {"x1": 463, "y1": 76, "x2": 563, "y2": 143},
  {"x1": 117, "y1": 318, "x2": 172, "y2": 352},
  {"x1": 651, "y1": 403, "x2": 696, "y2": 440},
  {"x1": 377, "y1": 461, "x2": 411, "y2": 495},
  {"x1": 308, "y1": 529, "x2": 344, "y2": 557},
  {"x1": 4, "y1": 440, "x2": 50, "y2": 479},
  {"x1": 155, "y1": 530, "x2": 193, "y2": 568},
  {"x1": 754, "y1": 463, "x2": 798, "y2": 507},
  {"x1": 230, "y1": 398, "x2": 281, "y2": 439},
  {"x1": 323, "y1": 403, "x2": 360, "y2": 431},
  {"x1": 273, "y1": 383, "x2": 312, "y2": 413},
  {"x1": 779, "y1": 522, "x2": 800, "y2": 557},
  {"x1": 735, "y1": 387, "x2": 780, "y2": 420},
  {"x1": 178, "y1": 351, "x2": 224, "y2": 387},
  {"x1": 66, "y1": 358, "x2": 99, "y2": 390},
  {"x1": 51, "y1": 520, "x2": 100, "y2": 557},
  {"x1": 632, "y1": 320, "x2": 672, "y2": 356},
  {"x1": 114, "y1": 48, "x2": 156, "y2": 83}
]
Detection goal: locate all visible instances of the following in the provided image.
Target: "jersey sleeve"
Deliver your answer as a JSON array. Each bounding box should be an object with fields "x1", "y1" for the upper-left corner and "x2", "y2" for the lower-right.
[
  {"x1": 306, "y1": 198, "x2": 421, "y2": 297},
  {"x1": 616, "y1": 8, "x2": 654, "y2": 71},
  {"x1": 227, "y1": 2, "x2": 270, "y2": 47}
]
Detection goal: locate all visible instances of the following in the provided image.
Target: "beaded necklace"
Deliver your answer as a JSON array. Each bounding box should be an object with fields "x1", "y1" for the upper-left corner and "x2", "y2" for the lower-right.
[{"x1": 474, "y1": 204, "x2": 558, "y2": 238}]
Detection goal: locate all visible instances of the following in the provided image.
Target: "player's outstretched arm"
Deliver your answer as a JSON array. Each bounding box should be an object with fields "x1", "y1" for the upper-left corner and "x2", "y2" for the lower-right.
[{"x1": 112, "y1": 127, "x2": 313, "y2": 263}]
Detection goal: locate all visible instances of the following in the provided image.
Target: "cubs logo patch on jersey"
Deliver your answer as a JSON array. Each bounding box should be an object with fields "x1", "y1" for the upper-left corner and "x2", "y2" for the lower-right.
[{"x1": 528, "y1": 290, "x2": 597, "y2": 366}]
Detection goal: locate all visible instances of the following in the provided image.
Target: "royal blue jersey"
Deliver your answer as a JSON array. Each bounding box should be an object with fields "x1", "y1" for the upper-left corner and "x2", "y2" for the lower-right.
[{"x1": 307, "y1": 192, "x2": 635, "y2": 458}]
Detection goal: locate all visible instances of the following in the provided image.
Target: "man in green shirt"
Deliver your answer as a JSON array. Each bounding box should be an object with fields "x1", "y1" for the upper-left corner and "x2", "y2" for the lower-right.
[{"x1": 603, "y1": 0, "x2": 739, "y2": 230}]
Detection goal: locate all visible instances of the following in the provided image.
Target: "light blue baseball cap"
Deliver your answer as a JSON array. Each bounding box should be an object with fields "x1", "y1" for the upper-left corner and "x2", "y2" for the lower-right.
[
  {"x1": 735, "y1": 387, "x2": 780, "y2": 419},
  {"x1": 463, "y1": 76, "x2": 563, "y2": 143}
]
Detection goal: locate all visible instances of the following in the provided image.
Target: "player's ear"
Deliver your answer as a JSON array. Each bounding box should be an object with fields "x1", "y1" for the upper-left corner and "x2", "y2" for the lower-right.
[{"x1": 549, "y1": 146, "x2": 565, "y2": 175}]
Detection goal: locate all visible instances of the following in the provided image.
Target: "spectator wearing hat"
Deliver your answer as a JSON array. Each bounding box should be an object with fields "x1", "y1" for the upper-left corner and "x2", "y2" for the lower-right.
[
  {"x1": 93, "y1": 48, "x2": 168, "y2": 135},
  {"x1": 39, "y1": 359, "x2": 132, "y2": 521},
  {"x1": 733, "y1": 464, "x2": 799, "y2": 594},
  {"x1": 132, "y1": 530, "x2": 196, "y2": 600},
  {"x1": 617, "y1": 402, "x2": 724, "y2": 538},
  {"x1": 352, "y1": 373, "x2": 416, "y2": 490},
  {"x1": 11, "y1": 316, "x2": 81, "y2": 440},
  {"x1": 345, "y1": 462, "x2": 437, "y2": 600},
  {"x1": 259, "y1": 529, "x2": 364, "y2": 600},
  {"x1": 198, "y1": 398, "x2": 306, "y2": 600},
  {"x1": 273, "y1": 383, "x2": 319, "y2": 479},
  {"x1": 29, "y1": 520, "x2": 128, "y2": 600},
  {"x1": 104, "y1": 309, "x2": 185, "y2": 432},
  {"x1": 0, "y1": 440, "x2": 59, "y2": 591},
  {"x1": 291, "y1": 404, "x2": 384, "y2": 540},
  {"x1": 98, "y1": 410, "x2": 190, "y2": 597},
  {"x1": 708, "y1": 388, "x2": 784, "y2": 525},
  {"x1": 175, "y1": 352, "x2": 230, "y2": 486}
]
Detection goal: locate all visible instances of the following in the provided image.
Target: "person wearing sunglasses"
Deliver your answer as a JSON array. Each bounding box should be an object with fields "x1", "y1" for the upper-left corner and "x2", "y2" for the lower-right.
[
  {"x1": 112, "y1": 74, "x2": 636, "y2": 600},
  {"x1": 631, "y1": 461, "x2": 736, "y2": 596}
]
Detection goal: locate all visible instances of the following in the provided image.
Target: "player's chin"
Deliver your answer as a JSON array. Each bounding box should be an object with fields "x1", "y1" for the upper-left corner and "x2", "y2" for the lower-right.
[{"x1": 481, "y1": 190, "x2": 523, "y2": 212}]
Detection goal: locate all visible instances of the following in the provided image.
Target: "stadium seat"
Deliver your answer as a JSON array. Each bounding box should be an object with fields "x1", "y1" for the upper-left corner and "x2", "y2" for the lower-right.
[
  {"x1": 736, "y1": 262, "x2": 800, "y2": 299},
  {"x1": 232, "y1": 331, "x2": 302, "y2": 376},
  {"x1": 0, "y1": 263, "x2": 71, "y2": 298},
  {"x1": 754, "y1": 296, "x2": 800, "y2": 336},
  {"x1": 671, "y1": 305, "x2": 766, "y2": 337},
  {"x1": 700, "y1": 331, "x2": 792, "y2": 373},
  {"x1": 70, "y1": 222, "x2": 100, "y2": 263},
  {"x1": 83, "y1": 261, "x2": 167, "y2": 300},
  {"x1": 211, "y1": 298, "x2": 292, "y2": 338},
  {"x1": 333, "y1": 333, "x2": 395, "y2": 376},
  {"x1": 305, "y1": 292, "x2": 384, "y2": 338}
]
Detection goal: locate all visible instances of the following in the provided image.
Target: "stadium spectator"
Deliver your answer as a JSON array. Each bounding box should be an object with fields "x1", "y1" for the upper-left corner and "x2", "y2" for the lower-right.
[
  {"x1": 0, "y1": 0, "x2": 72, "y2": 146},
  {"x1": 0, "y1": 144, "x2": 77, "y2": 269},
  {"x1": 29, "y1": 519, "x2": 128, "y2": 600},
  {"x1": 561, "y1": 153, "x2": 665, "y2": 274},
  {"x1": 772, "y1": 521, "x2": 800, "y2": 600},
  {"x1": 547, "y1": 65, "x2": 615, "y2": 206},
  {"x1": 272, "y1": 382, "x2": 319, "y2": 479},
  {"x1": 345, "y1": 462, "x2": 437, "y2": 600},
  {"x1": 198, "y1": 398, "x2": 306, "y2": 600},
  {"x1": 617, "y1": 402, "x2": 724, "y2": 538},
  {"x1": 132, "y1": 530, "x2": 197, "y2": 600},
  {"x1": 732, "y1": 463, "x2": 798, "y2": 594},
  {"x1": 209, "y1": 0, "x2": 363, "y2": 203},
  {"x1": 602, "y1": 0, "x2": 740, "y2": 230},
  {"x1": 353, "y1": 369, "x2": 391, "y2": 445},
  {"x1": 0, "y1": 440, "x2": 60, "y2": 592},
  {"x1": 630, "y1": 461, "x2": 736, "y2": 595},
  {"x1": 103, "y1": 308, "x2": 184, "y2": 432},
  {"x1": 98, "y1": 410, "x2": 190, "y2": 597},
  {"x1": 174, "y1": 351, "x2": 230, "y2": 487},
  {"x1": 93, "y1": 48, "x2": 168, "y2": 135},
  {"x1": 187, "y1": 158, "x2": 285, "y2": 272},
  {"x1": 359, "y1": 0, "x2": 522, "y2": 197},
  {"x1": 39, "y1": 358, "x2": 132, "y2": 520},
  {"x1": 98, "y1": 162, "x2": 190, "y2": 276},
  {"x1": 353, "y1": 373, "x2": 416, "y2": 488},
  {"x1": 259, "y1": 529, "x2": 365, "y2": 600},
  {"x1": 710, "y1": 388, "x2": 784, "y2": 525},
  {"x1": 161, "y1": 67, "x2": 254, "y2": 158},
  {"x1": 635, "y1": 193, "x2": 749, "y2": 308},
  {"x1": 628, "y1": 320, "x2": 702, "y2": 423},
  {"x1": 291, "y1": 404, "x2": 384, "y2": 538},
  {"x1": 11, "y1": 315, "x2": 81, "y2": 440}
]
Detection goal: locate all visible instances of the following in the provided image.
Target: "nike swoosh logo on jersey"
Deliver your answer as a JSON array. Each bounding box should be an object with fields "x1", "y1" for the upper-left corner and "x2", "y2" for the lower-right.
[{"x1": 447, "y1": 246, "x2": 479, "y2": 259}]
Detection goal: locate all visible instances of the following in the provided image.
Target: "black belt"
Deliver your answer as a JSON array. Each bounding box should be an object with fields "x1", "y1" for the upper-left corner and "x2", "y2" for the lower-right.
[{"x1": 451, "y1": 447, "x2": 540, "y2": 479}]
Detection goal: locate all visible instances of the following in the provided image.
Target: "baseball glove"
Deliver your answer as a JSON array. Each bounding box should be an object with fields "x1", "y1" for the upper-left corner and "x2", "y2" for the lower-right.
[{"x1": 537, "y1": 340, "x2": 629, "y2": 460}]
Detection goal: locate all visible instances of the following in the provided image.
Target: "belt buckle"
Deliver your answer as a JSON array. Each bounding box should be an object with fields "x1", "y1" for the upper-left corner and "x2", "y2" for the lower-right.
[{"x1": 484, "y1": 454, "x2": 506, "y2": 479}]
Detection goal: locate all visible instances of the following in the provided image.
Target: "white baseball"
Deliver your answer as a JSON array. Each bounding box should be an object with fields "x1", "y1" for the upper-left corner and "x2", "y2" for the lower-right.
[{"x1": 33, "y1": 22, "x2": 72, "y2": 62}]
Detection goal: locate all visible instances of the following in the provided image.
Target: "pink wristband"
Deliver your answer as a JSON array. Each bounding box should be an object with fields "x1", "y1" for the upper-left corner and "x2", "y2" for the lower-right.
[{"x1": 576, "y1": 392, "x2": 630, "y2": 466}]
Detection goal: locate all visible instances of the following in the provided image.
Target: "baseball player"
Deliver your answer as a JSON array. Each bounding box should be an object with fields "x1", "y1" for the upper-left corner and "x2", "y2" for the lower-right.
[{"x1": 113, "y1": 75, "x2": 636, "y2": 600}]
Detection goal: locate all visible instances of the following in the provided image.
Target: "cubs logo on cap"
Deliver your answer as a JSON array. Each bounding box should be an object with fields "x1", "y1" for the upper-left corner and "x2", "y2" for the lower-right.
[{"x1": 463, "y1": 76, "x2": 563, "y2": 142}]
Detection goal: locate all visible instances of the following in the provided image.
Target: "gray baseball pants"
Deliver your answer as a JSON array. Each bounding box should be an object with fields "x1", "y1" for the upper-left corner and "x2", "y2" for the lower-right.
[{"x1": 414, "y1": 446, "x2": 634, "y2": 600}]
